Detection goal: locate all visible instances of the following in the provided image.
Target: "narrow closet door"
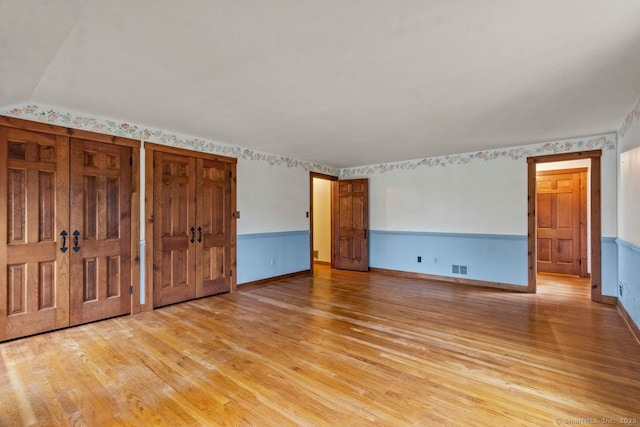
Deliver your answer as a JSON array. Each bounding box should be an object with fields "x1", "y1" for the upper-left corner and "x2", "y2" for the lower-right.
[
  {"x1": 333, "y1": 179, "x2": 369, "y2": 271},
  {"x1": 153, "y1": 152, "x2": 197, "y2": 307},
  {"x1": 69, "y1": 139, "x2": 132, "y2": 325},
  {"x1": 0, "y1": 128, "x2": 70, "y2": 340},
  {"x1": 197, "y1": 159, "x2": 232, "y2": 297}
]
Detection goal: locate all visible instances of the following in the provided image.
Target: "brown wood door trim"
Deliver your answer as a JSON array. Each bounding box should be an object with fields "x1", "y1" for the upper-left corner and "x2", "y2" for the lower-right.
[
  {"x1": 144, "y1": 142, "x2": 237, "y2": 164},
  {"x1": 309, "y1": 172, "x2": 338, "y2": 275},
  {"x1": 0, "y1": 115, "x2": 140, "y2": 147},
  {"x1": 527, "y1": 150, "x2": 602, "y2": 302}
]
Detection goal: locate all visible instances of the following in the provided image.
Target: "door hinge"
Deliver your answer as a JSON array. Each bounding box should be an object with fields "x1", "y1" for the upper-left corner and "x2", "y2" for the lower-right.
[
  {"x1": 130, "y1": 285, "x2": 133, "y2": 295},
  {"x1": 229, "y1": 171, "x2": 232, "y2": 178},
  {"x1": 130, "y1": 157, "x2": 133, "y2": 166}
]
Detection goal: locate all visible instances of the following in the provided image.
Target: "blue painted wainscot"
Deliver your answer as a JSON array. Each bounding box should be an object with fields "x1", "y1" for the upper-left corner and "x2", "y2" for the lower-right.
[
  {"x1": 237, "y1": 231, "x2": 310, "y2": 285},
  {"x1": 369, "y1": 231, "x2": 529, "y2": 286},
  {"x1": 602, "y1": 237, "x2": 619, "y2": 297},
  {"x1": 370, "y1": 231, "x2": 620, "y2": 291},
  {"x1": 616, "y1": 238, "x2": 640, "y2": 330}
]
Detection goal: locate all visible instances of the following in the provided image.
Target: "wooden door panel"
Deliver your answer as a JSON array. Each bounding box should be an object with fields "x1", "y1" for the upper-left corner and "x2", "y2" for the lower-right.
[
  {"x1": 536, "y1": 171, "x2": 582, "y2": 275},
  {"x1": 153, "y1": 153, "x2": 197, "y2": 307},
  {"x1": 1, "y1": 128, "x2": 70, "y2": 340},
  {"x1": 557, "y1": 193, "x2": 573, "y2": 229},
  {"x1": 537, "y1": 193, "x2": 552, "y2": 229},
  {"x1": 198, "y1": 159, "x2": 231, "y2": 297},
  {"x1": 334, "y1": 179, "x2": 368, "y2": 271},
  {"x1": 69, "y1": 139, "x2": 131, "y2": 325},
  {"x1": 557, "y1": 239, "x2": 574, "y2": 264},
  {"x1": 537, "y1": 238, "x2": 551, "y2": 262}
]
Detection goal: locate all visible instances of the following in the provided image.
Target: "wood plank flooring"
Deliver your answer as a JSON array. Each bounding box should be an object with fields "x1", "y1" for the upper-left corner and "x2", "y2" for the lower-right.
[{"x1": 1, "y1": 266, "x2": 639, "y2": 426}]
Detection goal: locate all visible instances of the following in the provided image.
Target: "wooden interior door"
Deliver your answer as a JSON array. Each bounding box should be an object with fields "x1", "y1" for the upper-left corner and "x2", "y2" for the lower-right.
[
  {"x1": 333, "y1": 179, "x2": 369, "y2": 271},
  {"x1": 197, "y1": 159, "x2": 232, "y2": 297},
  {"x1": 153, "y1": 152, "x2": 197, "y2": 307},
  {"x1": 69, "y1": 139, "x2": 132, "y2": 325},
  {"x1": 536, "y1": 170, "x2": 583, "y2": 275},
  {"x1": 0, "y1": 128, "x2": 70, "y2": 340}
]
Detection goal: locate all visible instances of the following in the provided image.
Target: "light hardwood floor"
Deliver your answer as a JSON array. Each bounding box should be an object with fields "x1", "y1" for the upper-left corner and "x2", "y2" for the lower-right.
[{"x1": 1, "y1": 266, "x2": 639, "y2": 426}]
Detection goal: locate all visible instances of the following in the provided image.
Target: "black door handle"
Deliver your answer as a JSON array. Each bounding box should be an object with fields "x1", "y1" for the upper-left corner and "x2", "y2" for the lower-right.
[
  {"x1": 72, "y1": 230, "x2": 80, "y2": 252},
  {"x1": 60, "y1": 230, "x2": 68, "y2": 253},
  {"x1": 198, "y1": 227, "x2": 203, "y2": 243},
  {"x1": 190, "y1": 227, "x2": 196, "y2": 244}
]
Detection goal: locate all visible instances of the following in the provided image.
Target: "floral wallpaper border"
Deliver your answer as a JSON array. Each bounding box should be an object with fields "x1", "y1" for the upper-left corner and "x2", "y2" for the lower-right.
[
  {"x1": 619, "y1": 95, "x2": 640, "y2": 140},
  {"x1": 0, "y1": 104, "x2": 340, "y2": 176},
  {"x1": 1, "y1": 103, "x2": 620, "y2": 179},
  {"x1": 340, "y1": 134, "x2": 616, "y2": 178}
]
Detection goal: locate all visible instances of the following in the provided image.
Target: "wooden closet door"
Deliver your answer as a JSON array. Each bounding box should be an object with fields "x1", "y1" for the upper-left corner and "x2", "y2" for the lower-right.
[
  {"x1": 333, "y1": 179, "x2": 369, "y2": 271},
  {"x1": 153, "y1": 152, "x2": 197, "y2": 307},
  {"x1": 0, "y1": 128, "x2": 70, "y2": 340},
  {"x1": 536, "y1": 171, "x2": 582, "y2": 276},
  {"x1": 197, "y1": 159, "x2": 232, "y2": 297},
  {"x1": 69, "y1": 139, "x2": 132, "y2": 325}
]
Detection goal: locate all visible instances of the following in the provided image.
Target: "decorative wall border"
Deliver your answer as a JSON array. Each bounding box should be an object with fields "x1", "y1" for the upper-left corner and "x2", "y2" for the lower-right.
[
  {"x1": 619, "y1": 95, "x2": 640, "y2": 140},
  {"x1": 1, "y1": 103, "x2": 621, "y2": 179},
  {"x1": 0, "y1": 103, "x2": 339, "y2": 176},
  {"x1": 340, "y1": 133, "x2": 616, "y2": 177}
]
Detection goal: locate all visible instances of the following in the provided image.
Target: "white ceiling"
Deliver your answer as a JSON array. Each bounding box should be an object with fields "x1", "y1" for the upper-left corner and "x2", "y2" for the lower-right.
[{"x1": 2, "y1": 0, "x2": 640, "y2": 168}]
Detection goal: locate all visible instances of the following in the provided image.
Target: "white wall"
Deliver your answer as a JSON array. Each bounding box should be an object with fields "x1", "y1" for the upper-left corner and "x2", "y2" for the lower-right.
[
  {"x1": 536, "y1": 159, "x2": 591, "y2": 171},
  {"x1": 367, "y1": 157, "x2": 525, "y2": 234},
  {"x1": 618, "y1": 102, "x2": 640, "y2": 246},
  {"x1": 312, "y1": 178, "x2": 331, "y2": 262},
  {"x1": 619, "y1": 148, "x2": 640, "y2": 245},
  {"x1": 236, "y1": 158, "x2": 311, "y2": 234}
]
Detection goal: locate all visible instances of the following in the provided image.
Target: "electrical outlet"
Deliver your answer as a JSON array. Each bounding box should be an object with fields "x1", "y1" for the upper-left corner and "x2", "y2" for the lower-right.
[
  {"x1": 417, "y1": 256, "x2": 422, "y2": 263},
  {"x1": 270, "y1": 259, "x2": 276, "y2": 266}
]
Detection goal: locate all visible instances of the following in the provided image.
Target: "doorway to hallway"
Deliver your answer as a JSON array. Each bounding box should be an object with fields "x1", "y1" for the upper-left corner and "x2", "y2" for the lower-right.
[
  {"x1": 527, "y1": 150, "x2": 603, "y2": 302},
  {"x1": 310, "y1": 172, "x2": 337, "y2": 275}
]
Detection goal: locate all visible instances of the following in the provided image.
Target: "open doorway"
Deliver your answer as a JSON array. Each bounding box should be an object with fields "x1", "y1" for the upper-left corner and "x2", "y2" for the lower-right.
[
  {"x1": 309, "y1": 172, "x2": 337, "y2": 275},
  {"x1": 527, "y1": 150, "x2": 603, "y2": 302},
  {"x1": 535, "y1": 162, "x2": 589, "y2": 298}
]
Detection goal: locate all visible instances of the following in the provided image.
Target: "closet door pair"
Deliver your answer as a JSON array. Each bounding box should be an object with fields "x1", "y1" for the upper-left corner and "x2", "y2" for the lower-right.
[
  {"x1": 1, "y1": 125, "x2": 133, "y2": 341},
  {"x1": 150, "y1": 146, "x2": 235, "y2": 308}
]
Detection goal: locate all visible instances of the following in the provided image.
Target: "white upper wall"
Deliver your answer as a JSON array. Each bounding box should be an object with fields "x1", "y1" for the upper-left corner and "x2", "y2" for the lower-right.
[
  {"x1": 366, "y1": 157, "x2": 526, "y2": 234},
  {"x1": 237, "y1": 158, "x2": 310, "y2": 234},
  {"x1": 618, "y1": 97, "x2": 640, "y2": 245}
]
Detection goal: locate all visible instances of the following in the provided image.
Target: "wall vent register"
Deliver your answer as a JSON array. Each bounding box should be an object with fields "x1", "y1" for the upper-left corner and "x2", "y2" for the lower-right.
[{"x1": 452, "y1": 265, "x2": 469, "y2": 276}]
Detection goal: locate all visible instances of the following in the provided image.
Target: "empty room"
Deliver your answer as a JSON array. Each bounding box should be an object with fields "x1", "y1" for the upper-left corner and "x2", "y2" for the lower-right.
[{"x1": 1, "y1": 1, "x2": 640, "y2": 425}]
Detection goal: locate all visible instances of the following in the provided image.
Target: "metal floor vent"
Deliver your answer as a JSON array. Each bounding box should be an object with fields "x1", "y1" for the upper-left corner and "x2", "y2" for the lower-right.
[{"x1": 452, "y1": 264, "x2": 468, "y2": 276}]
